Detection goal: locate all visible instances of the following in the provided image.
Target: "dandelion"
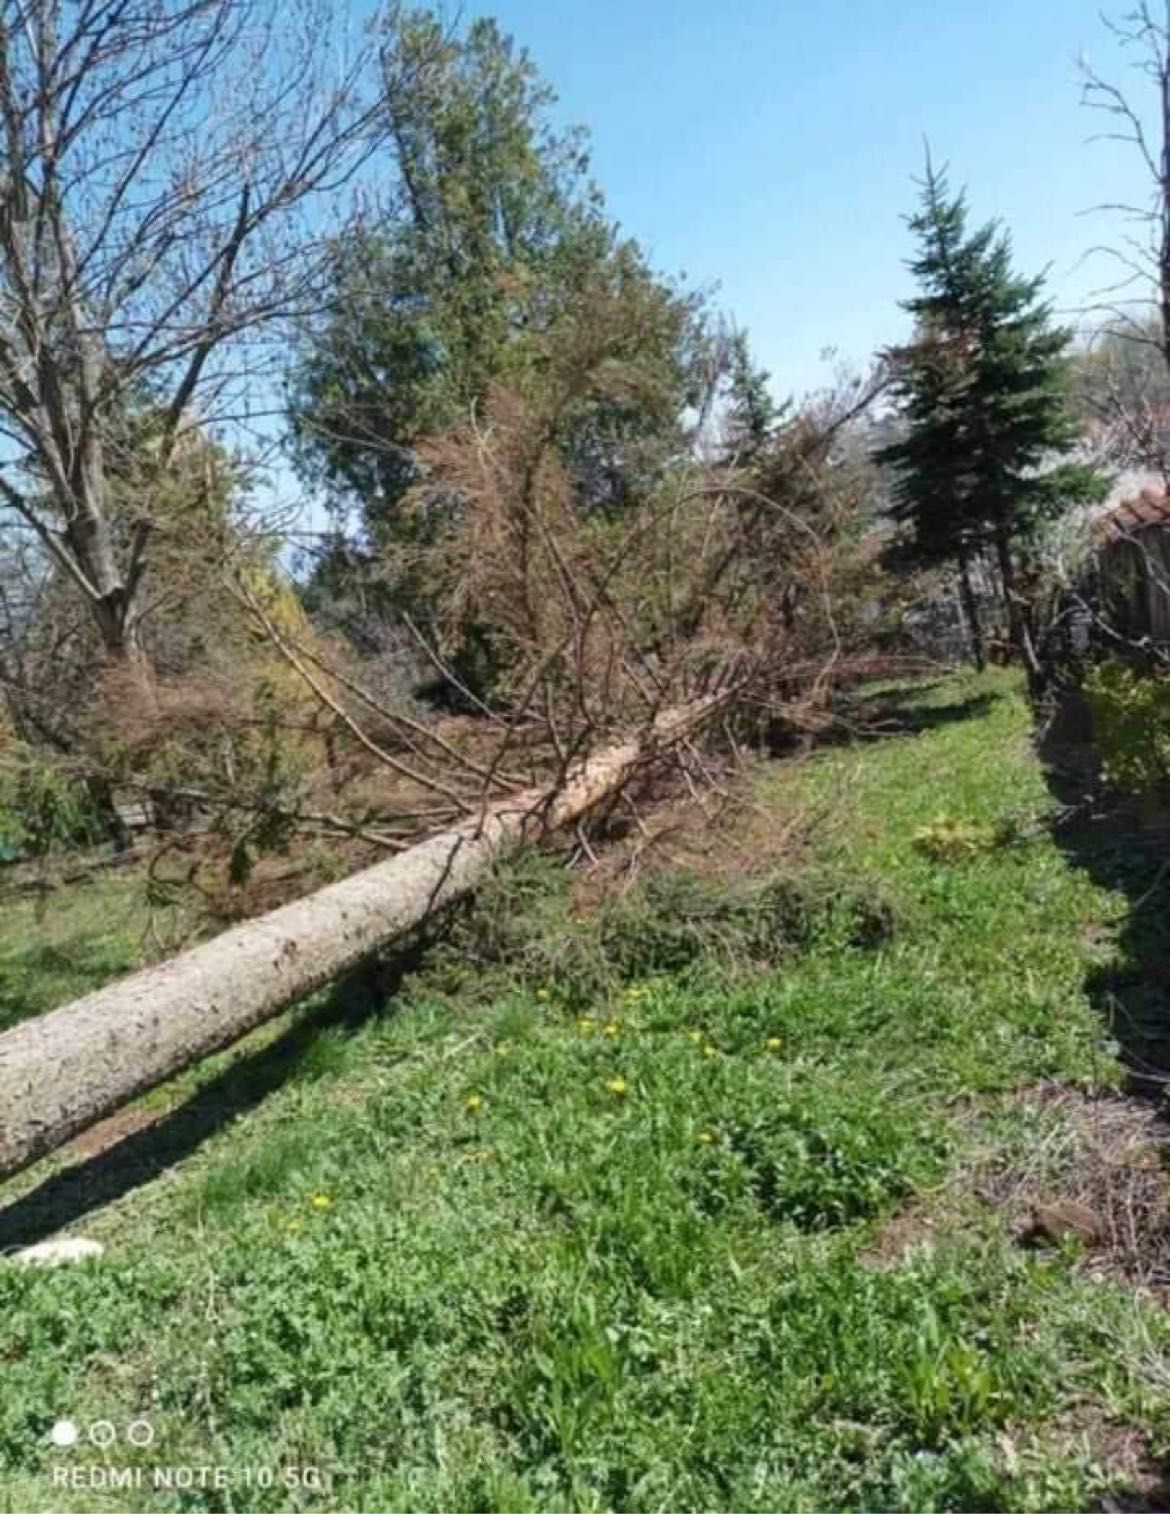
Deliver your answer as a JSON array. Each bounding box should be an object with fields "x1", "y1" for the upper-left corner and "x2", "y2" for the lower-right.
[
  {"x1": 766, "y1": 1036, "x2": 783, "y2": 1052},
  {"x1": 578, "y1": 1017, "x2": 595, "y2": 1035},
  {"x1": 603, "y1": 1020, "x2": 621, "y2": 1038},
  {"x1": 697, "y1": 1130, "x2": 714, "y2": 1145},
  {"x1": 494, "y1": 1041, "x2": 511, "y2": 1056},
  {"x1": 702, "y1": 1043, "x2": 718, "y2": 1058},
  {"x1": 465, "y1": 1093, "x2": 484, "y2": 1113},
  {"x1": 604, "y1": 1076, "x2": 628, "y2": 1096},
  {"x1": 686, "y1": 1029, "x2": 703, "y2": 1043},
  {"x1": 536, "y1": 988, "x2": 551, "y2": 1002},
  {"x1": 310, "y1": 1194, "x2": 332, "y2": 1211}
]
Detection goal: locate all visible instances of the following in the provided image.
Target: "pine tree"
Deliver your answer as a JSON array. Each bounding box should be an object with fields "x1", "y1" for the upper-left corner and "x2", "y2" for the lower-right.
[
  {"x1": 878, "y1": 162, "x2": 1106, "y2": 675},
  {"x1": 723, "y1": 331, "x2": 780, "y2": 463}
]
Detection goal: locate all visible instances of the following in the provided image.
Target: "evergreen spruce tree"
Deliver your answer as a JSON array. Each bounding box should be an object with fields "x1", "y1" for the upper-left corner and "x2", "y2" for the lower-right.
[
  {"x1": 723, "y1": 330, "x2": 780, "y2": 463},
  {"x1": 878, "y1": 162, "x2": 1106, "y2": 674}
]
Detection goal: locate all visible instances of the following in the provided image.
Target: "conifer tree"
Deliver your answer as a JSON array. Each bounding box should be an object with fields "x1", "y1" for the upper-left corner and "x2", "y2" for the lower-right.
[
  {"x1": 723, "y1": 331, "x2": 780, "y2": 463},
  {"x1": 878, "y1": 163, "x2": 1106, "y2": 674}
]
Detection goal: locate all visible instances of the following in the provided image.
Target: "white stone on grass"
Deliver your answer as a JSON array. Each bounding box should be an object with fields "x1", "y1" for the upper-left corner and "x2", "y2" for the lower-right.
[{"x1": 10, "y1": 1237, "x2": 104, "y2": 1267}]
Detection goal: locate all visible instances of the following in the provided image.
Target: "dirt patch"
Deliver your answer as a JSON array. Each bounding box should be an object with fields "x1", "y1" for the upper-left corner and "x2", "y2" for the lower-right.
[
  {"x1": 67, "y1": 1106, "x2": 160, "y2": 1160},
  {"x1": 979, "y1": 1083, "x2": 1170, "y2": 1295},
  {"x1": 864, "y1": 1083, "x2": 1170, "y2": 1299},
  {"x1": 858, "y1": 1198, "x2": 953, "y2": 1268},
  {"x1": 997, "y1": 1404, "x2": 1170, "y2": 1511}
]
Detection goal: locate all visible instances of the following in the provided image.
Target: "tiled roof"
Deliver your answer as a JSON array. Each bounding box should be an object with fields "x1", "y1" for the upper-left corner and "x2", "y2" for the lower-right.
[{"x1": 1096, "y1": 488, "x2": 1170, "y2": 544}]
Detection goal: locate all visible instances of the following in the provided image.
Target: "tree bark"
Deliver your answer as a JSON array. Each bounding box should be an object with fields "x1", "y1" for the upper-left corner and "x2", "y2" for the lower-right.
[
  {"x1": 0, "y1": 694, "x2": 728, "y2": 1179},
  {"x1": 956, "y1": 549, "x2": 986, "y2": 671},
  {"x1": 992, "y1": 523, "x2": 1042, "y2": 688}
]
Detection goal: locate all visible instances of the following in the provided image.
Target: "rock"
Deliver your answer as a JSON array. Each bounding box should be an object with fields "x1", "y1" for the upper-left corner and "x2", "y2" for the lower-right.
[
  {"x1": 10, "y1": 1237, "x2": 104, "y2": 1267},
  {"x1": 1019, "y1": 1201, "x2": 1105, "y2": 1249}
]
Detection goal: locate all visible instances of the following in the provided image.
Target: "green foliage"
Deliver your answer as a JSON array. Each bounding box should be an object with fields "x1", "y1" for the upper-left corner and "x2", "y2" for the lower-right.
[
  {"x1": 1084, "y1": 658, "x2": 1170, "y2": 803},
  {"x1": 722, "y1": 328, "x2": 781, "y2": 462},
  {"x1": 289, "y1": 12, "x2": 710, "y2": 681},
  {"x1": 912, "y1": 813, "x2": 1006, "y2": 862},
  {"x1": 0, "y1": 749, "x2": 106, "y2": 860},
  {"x1": 425, "y1": 856, "x2": 898, "y2": 1012},
  {"x1": 290, "y1": 14, "x2": 703, "y2": 536},
  {"x1": 877, "y1": 164, "x2": 1107, "y2": 573}
]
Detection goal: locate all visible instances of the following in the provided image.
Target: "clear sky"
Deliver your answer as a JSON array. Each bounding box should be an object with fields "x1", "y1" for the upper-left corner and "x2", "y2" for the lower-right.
[{"x1": 455, "y1": 0, "x2": 1158, "y2": 401}]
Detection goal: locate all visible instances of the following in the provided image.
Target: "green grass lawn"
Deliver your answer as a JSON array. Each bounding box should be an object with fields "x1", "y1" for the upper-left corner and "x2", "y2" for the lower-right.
[
  {"x1": 0, "y1": 872, "x2": 146, "y2": 1033},
  {"x1": 2, "y1": 670, "x2": 1169, "y2": 1512}
]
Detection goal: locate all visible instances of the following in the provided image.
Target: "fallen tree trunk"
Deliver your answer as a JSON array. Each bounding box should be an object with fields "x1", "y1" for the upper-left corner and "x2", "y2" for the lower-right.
[{"x1": 0, "y1": 696, "x2": 726, "y2": 1180}]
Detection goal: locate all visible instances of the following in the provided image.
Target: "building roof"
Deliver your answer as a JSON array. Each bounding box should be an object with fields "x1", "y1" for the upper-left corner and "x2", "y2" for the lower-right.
[{"x1": 1096, "y1": 487, "x2": 1170, "y2": 544}]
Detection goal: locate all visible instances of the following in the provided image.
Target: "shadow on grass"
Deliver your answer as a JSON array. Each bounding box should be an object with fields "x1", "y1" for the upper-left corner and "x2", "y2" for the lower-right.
[
  {"x1": 1105, "y1": 1466, "x2": 1170, "y2": 1514},
  {"x1": 0, "y1": 944, "x2": 423, "y2": 1252},
  {"x1": 804, "y1": 683, "x2": 1003, "y2": 753},
  {"x1": 861, "y1": 684, "x2": 1003, "y2": 737},
  {"x1": 1039, "y1": 699, "x2": 1170, "y2": 1099}
]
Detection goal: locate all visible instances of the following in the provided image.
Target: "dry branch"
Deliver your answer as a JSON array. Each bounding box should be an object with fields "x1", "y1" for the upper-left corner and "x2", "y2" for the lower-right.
[{"x1": 0, "y1": 690, "x2": 735, "y2": 1179}]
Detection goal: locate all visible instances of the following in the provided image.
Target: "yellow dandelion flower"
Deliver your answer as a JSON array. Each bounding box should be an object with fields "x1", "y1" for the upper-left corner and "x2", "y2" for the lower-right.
[
  {"x1": 766, "y1": 1037, "x2": 783, "y2": 1052},
  {"x1": 578, "y1": 1017, "x2": 595, "y2": 1034},
  {"x1": 310, "y1": 1194, "x2": 332, "y2": 1210},
  {"x1": 465, "y1": 1093, "x2": 484, "y2": 1113},
  {"x1": 604, "y1": 1076, "x2": 628, "y2": 1096},
  {"x1": 697, "y1": 1130, "x2": 714, "y2": 1145},
  {"x1": 686, "y1": 1029, "x2": 703, "y2": 1043},
  {"x1": 702, "y1": 1043, "x2": 718, "y2": 1059},
  {"x1": 536, "y1": 988, "x2": 551, "y2": 1001},
  {"x1": 603, "y1": 1020, "x2": 621, "y2": 1038}
]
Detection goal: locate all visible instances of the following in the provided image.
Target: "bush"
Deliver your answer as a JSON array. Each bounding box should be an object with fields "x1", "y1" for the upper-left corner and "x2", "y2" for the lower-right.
[
  {"x1": 1084, "y1": 658, "x2": 1170, "y2": 804},
  {"x1": 912, "y1": 814, "x2": 1004, "y2": 862},
  {"x1": 0, "y1": 750, "x2": 107, "y2": 861}
]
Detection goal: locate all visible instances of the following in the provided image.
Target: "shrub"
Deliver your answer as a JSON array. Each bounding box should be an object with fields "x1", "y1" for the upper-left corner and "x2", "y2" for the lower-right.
[
  {"x1": 911, "y1": 814, "x2": 1003, "y2": 862},
  {"x1": 0, "y1": 749, "x2": 107, "y2": 861},
  {"x1": 1083, "y1": 658, "x2": 1170, "y2": 804}
]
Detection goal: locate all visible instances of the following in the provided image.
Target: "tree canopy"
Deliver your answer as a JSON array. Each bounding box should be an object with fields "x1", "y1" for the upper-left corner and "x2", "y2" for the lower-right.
[
  {"x1": 289, "y1": 12, "x2": 709, "y2": 550},
  {"x1": 877, "y1": 162, "x2": 1107, "y2": 668}
]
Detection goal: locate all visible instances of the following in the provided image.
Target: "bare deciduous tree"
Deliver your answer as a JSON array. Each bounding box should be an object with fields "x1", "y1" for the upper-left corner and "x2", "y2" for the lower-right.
[
  {"x1": 0, "y1": 0, "x2": 390, "y2": 691},
  {"x1": 1082, "y1": 3, "x2": 1170, "y2": 469}
]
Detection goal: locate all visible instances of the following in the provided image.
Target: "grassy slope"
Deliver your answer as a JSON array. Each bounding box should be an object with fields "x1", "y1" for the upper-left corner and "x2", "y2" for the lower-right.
[{"x1": 2, "y1": 669, "x2": 1169, "y2": 1512}]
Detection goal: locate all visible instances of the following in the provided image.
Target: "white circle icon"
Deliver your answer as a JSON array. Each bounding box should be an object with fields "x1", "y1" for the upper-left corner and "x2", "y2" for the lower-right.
[
  {"x1": 49, "y1": 1419, "x2": 78, "y2": 1448},
  {"x1": 126, "y1": 1419, "x2": 154, "y2": 1447},
  {"x1": 88, "y1": 1420, "x2": 116, "y2": 1448}
]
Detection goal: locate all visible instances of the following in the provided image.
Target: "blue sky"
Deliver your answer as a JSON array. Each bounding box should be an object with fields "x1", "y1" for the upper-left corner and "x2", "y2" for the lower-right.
[{"x1": 454, "y1": 0, "x2": 1157, "y2": 400}]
